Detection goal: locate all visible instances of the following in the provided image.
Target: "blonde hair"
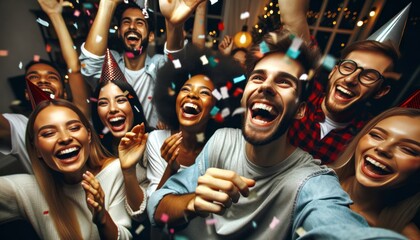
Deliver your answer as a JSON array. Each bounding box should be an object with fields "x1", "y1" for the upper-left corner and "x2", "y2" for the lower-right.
[
  {"x1": 25, "y1": 99, "x2": 113, "y2": 239},
  {"x1": 333, "y1": 107, "x2": 420, "y2": 232}
]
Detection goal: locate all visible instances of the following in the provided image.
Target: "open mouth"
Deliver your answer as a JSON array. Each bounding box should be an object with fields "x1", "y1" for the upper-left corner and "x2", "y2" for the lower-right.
[
  {"x1": 125, "y1": 32, "x2": 141, "y2": 45},
  {"x1": 335, "y1": 86, "x2": 355, "y2": 99},
  {"x1": 55, "y1": 147, "x2": 80, "y2": 160},
  {"x1": 182, "y1": 102, "x2": 201, "y2": 117},
  {"x1": 39, "y1": 87, "x2": 55, "y2": 97},
  {"x1": 250, "y1": 102, "x2": 279, "y2": 124},
  {"x1": 364, "y1": 156, "x2": 393, "y2": 176},
  {"x1": 108, "y1": 116, "x2": 126, "y2": 128}
]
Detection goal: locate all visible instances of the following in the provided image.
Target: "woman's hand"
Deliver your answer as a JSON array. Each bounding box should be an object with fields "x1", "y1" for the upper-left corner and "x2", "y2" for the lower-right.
[
  {"x1": 118, "y1": 123, "x2": 148, "y2": 171},
  {"x1": 160, "y1": 132, "x2": 182, "y2": 171},
  {"x1": 82, "y1": 171, "x2": 107, "y2": 225}
]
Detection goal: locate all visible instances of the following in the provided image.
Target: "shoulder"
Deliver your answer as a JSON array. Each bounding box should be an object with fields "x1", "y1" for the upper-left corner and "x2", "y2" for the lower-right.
[
  {"x1": 148, "y1": 130, "x2": 171, "y2": 144},
  {"x1": 2, "y1": 113, "x2": 28, "y2": 124}
]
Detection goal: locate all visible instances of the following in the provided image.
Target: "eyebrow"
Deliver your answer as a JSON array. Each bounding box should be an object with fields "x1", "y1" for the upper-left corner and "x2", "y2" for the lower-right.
[
  {"x1": 122, "y1": 17, "x2": 147, "y2": 25},
  {"x1": 37, "y1": 119, "x2": 82, "y2": 133},
  {"x1": 249, "y1": 69, "x2": 299, "y2": 83},
  {"x1": 373, "y1": 127, "x2": 420, "y2": 146},
  {"x1": 183, "y1": 83, "x2": 212, "y2": 91},
  {"x1": 26, "y1": 70, "x2": 60, "y2": 78},
  {"x1": 98, "y1": 94, "x2": 127, "y2": 101}
]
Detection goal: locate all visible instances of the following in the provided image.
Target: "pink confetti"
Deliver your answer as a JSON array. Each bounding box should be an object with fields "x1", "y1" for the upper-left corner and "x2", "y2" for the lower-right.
[
  {"x1": 74, "y1": 10, "x2": 81, "y2": 17},
  {"x1": 269, "y1": 216, "x2": 280, "y2": 229},
  {"x1": 45, "y1": 44, "x2": 51, "y2": 53},
  {"x1": 0, "y1": 50, "x2": 8, "y2": 56},
  {"x1": 126, "y1": 52, "x2": 135, "y2": 59},
  {"x1": 206, "y1": 218, "x2": 218, "y2": 225},
  {"x1": 160, "y1": 213, "x2": 169, "y2": 223},
  {"x1": 33, "y1": 55, "x2": 40, "y2": 62}
]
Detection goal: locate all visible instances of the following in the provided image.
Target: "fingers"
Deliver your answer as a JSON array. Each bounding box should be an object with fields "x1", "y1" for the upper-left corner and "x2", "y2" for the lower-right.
[
  {"x1": 193, "y1": 168, "x2": 255, "y2": 215},
  {"x1": 82, "y1": 171, "x2": 104, "y2": 210},
  {"x1": 119, "y1": 123, "x2": 145, "y2": 146},
  {"x1": 160, "y1": 132, "x2": 182, "y2": 162}
]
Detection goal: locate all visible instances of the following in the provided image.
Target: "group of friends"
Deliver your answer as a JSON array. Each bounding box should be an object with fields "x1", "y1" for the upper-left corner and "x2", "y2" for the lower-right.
[{"x1": 0, "y1": 0, "x2": 418, "y2": 239}]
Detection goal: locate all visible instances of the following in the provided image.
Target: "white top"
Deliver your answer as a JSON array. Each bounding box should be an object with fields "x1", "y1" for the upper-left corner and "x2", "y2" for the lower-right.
[
  {"x1": 0, "y1": 159, "x2": 132, "y2": 239},
  {"x1": 0, "y1": 113, "x2": 31, "y2": 173},
  {"x1": 145, "y1": 129, "x2": 188, "y2": 197},
  {"x1": 319, "y1": 116, "x2": 349, "y2": 139}
]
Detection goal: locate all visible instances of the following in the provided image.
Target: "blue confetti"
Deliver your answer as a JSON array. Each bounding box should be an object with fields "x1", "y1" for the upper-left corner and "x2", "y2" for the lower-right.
[
  {"x1": 233, "y1": 75, "x2": 246, "y2": 84},
  {"x1": 259, "y1": 41, "x2": 270, "y2": 54},
  {"x1": 286, "y1": 48, "x2": 301, "y2": 59},
  {"x1": 322, "y1": 55, "x2": 337, "y2": 71},
  {"x1": 210, "y1": 106, "x2": 220, "y2": 116}
]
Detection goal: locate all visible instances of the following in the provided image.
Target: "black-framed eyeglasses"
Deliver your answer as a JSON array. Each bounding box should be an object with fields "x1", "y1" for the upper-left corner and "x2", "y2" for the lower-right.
[{"x1": 337, "y1": 59, "x2": 384, "y2": 86}]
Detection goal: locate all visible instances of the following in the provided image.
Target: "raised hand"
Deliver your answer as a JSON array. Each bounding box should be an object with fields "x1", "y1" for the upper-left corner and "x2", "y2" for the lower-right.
[
  {"x1": 160, "y1": 132, "x2": 183, "y2": 171},
  {"x1": 218, "y1": 35, "x2": 234, "y2": 55},
  {"x1": 37, "y1": 0, "x2": 69, "y2": 15},
  {"x1": 82, "y1": 171, "x2": 107, "y2": 225},
  {"x1": 118, "y1": 123, "x2": 148, "y2": 171},
  {"x1": 159, "y1": 0, "x2": 206, "y2": 26},
  {"x1": 192, "y1": 168, "x2": 256, "y2": 216}
]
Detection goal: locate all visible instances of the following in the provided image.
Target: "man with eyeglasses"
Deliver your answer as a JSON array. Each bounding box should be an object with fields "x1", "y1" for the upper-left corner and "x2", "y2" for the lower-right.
[{"x1": 288, "y1": 40, "x2": 400, "y2": 164}]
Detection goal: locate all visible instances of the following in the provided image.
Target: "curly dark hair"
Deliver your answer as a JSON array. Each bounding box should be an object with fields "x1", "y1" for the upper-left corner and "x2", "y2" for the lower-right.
[
  {"x1": 246, "y1": 29, "x2": 321, "y2": 102},
  {"x1": 91, "y1": 79, "x2": 153, "y2": 154},
  {"x1": 115, "y1": 1, "x2": 155, "y2": 32},
  {"x1": 153, "y1": 44, "x2": 245, "y2": 138}
]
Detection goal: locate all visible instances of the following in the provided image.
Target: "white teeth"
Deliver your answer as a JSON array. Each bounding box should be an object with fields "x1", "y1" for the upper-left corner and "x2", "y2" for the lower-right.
[
  {"x1": 337, "y1": 86, "x2": 354, "y2": 97},
  {"x1": 183, "y1": 102, "x2": 198, "y2": 110},
  {"x1": 109, "y1": 117, "x2": 124, "y2": 122},
  {"x1": 127, "y1": 34, "x2": 139, "y2": 39},
  {"x1": 253, "y1": 118, "x2": 267, "y2": 124},
  {"x1": 41, "y1": 88, "x2": 54, "y2": 94},
  {"x1": 365, "y1": 156, "x2": 389, "y2": 171},
  {"x1": 58, "y1": 147, "x2": 78, "y2": 155},
  {"x1": 252, "y1": 103, "x2": 273, "y2": 113}
]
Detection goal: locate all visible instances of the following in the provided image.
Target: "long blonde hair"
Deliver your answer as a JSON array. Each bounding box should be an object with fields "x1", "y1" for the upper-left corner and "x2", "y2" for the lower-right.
[
  {"x1": 25, "y1": 99, "x2": 113, "y2": 240},
  {"x1": 333, "y1": 107, "x2": 420, "y2": 232}
]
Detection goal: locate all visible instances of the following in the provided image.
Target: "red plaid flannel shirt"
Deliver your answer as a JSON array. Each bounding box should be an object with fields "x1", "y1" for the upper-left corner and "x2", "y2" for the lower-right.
[{"x1": 287, "y1": 80, "x2": 369, "y2": 164}]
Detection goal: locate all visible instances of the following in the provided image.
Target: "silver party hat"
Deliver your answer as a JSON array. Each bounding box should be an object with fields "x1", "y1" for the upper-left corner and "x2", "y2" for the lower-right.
[{"x1": 367, "y1": 3, "x2": 411, "y2": 48}]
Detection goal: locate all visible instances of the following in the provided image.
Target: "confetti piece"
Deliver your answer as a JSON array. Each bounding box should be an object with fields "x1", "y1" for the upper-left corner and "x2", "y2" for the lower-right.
[
  {"x1": 43, "y1": 210, "x2": 49, "y2": 215},
  {"x1": 290, "y1": 37, "x2": 303, "y2": 51},
  {"x1": 322, "y1": 54, "x2": 336, "y2": 71},
  {"x1": 86, "y1": 9, "x2": 91, "y2": 16},
  {"x1": 73, "y1": 22, "x2": 78, "y2": 29},
  {"x1": 220, "y1": 86, "x2": 229, "y2": 99},
  {"x1": 196, "y1": 132, "x2": 205, "y2": 143},
  {"x1": 295, "y1": 227, "x2": 307, "y2": 237},
  {"x1": 226, "y1": 210, "x2": 234, "y2": 217},
  {"x1": 233, "y1": 75, "x2": 246, "y2": 84},
  {"x1": 172, "y1": 59, "x2": 182, "y2": 69},
  {"x1": 36, "y1": 18, "x2": 49, "y2": 27},
  {"x1": 169, "y1": 228, "x2": 175, "y2": 234},
  {"x1": 286, "y1": 48, "x2": 301, "y2": 59},
  {"x1": 134, "y1": 105, "x2": 140, "y2": 112},
  {"x1": 123, "y1": 90, "x2": 129, "y2": 96},
  {"x1": 148, "y1": 96, "x2": 152, "y2": 100},
  {"x1": 168, "y1": 87, "x2": 176, "y2": 96},
  {"x1": 83, "y1": 2, "x2": 93, "y2": 9},
  {"x1": 174, "y1": 236, "x2": 189, "y2": 240},
  {"x1": 0, "y1": 50, "x2": 8, "y2": 56},
  {"x1": 167, "y1": 53, "x2": 174, "y2": 61},
  {"x1": 149, "y1": 63, "x2": 156, "y2": 71},
  {"x1": 240, "y1": 11, "x2": 250, "y2": 20},
  {"x1": 50, "y1": 94, "x2": 56, "y2": 99},
  {"x1": 210, "y1": 0, "x2": 218, "y2": 5},
  {"x1": 208, "y1": 57, "x2": 219, "y2": 67},
  {"x1": 33, "y1": 55, "x2": 40, "y2": 62},
  {"x1": 218, "y1": 22, "x2": 224, "y2": 31},
  {"x1": 200, "y1": 55, "x2": 209, "y2": 65},
  {"x1": 45, "y1": 44, "x2": 51, "y2": 53},
  {"x1": 212, "y1": 89, "x2": 222, "y2": 100},
  {"x1": 89, "y1": 97, "x2": 98, "y2": 102},
  {"x1": 299, "y1": 73, "x2": 308, "y2": 81},
  {"x1": 19, "y1": 61, "x2": 23, "y2": 69},
  {"x1": 124, "y1": 0, "x2": 129, "y2": 3},
  {"x1": 221, "y1": 108, "x2": 230, "y2": 118},
  {"x1": 198, "y1": 34, "x2": 206, "y2": 39},
  {"x1": 74, "y1": 10, "x2": 81, "y2": 17},
  {"x1": 95, "y1": 35, "x2": 103, "y2": 43},
  {"x1": 135, "y1": 224, "x2": 145, "y2": 235},
  {"x1": 232, "y1": 107, "x2": 245, "y2": 116},
  {"x1": 252, "y1": 221, "x2": 257, "y2": 228},
  {"x1": 233, "y1": 88, "x2": 244, "y2": 97},
  {"x1": 160, "y1": 213, "x2": 169, "y2": 223},
  {"x1": 102, "y1": 127, "x2": 110, "y2": 134},
  {"x1": 247, "y1": 189, "x2": 258, "y2": 199},
  {"x1": 259, "y1": 41, "x2": 270, "y2": 54},
  {"x1": 269, "y1": 216, "x2": 280, "y2": 229},
  {"x1": 109, "y1": 29, "x2": 116, "y2": 34},
  {"x1": 210, "y1": 106, "x2": 220, "y2": 116},
  {"x1": 226, "y1": 81, "x2": 233, "y2": 90},
  {"x1": 214, "y1": 113, "x2": 224, "y2": 123}
]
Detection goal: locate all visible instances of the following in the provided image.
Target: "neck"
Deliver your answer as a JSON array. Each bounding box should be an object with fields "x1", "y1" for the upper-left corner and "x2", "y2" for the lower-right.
[
  {"x1": 342, "y1": 177, "x2": 385, "y2": 213},
  {"x1": 321, "y1": 99, "x2": 354, "y2": 123},
  {"x1": 176, "y1": 128, "x2": 204, "y2": 152},
  {"x1": 245, "y1": 134, "x2": 296, "y2": 167},
  {"x1": 63, "y1": 165, "x2": 89, "y2": 184},
  {"x1": 123, "y1": 50, "x2": 147, "y2": 70}
]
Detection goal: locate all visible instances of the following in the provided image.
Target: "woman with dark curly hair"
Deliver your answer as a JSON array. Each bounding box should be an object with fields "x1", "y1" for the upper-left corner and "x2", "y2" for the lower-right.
[{"x1": 146, "y1": 44, "x2": 245, "y2": 196}]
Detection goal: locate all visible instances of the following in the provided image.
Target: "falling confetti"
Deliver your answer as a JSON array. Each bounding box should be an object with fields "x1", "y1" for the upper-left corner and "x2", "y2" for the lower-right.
[
  {"x1": 36, "y1": 18, "x2": 49, "y2": 27},
  {"x1": 259, "y1": 41, "x2": 270, "y2": 54},
  {"x1": 0, "y1": 50, "x2": 8, "y2": 57},
  {"x1": 198, "y1": 34, "x2": 206, "y2": 39},
  {"x1": 196, "y1": 132, "x2": 205, "y2": 142},
  {"x1": 135, "y1": 224, "x2": 145, "y2": 235},
  {"x1": 210, "y1": 106, "x2": 220, "y2": 116},
  {"x1": 95, "y1": 35, "x2": 103, "y2": 43},
  {"x1": 321, "y1": 54, "x2": 336, "y2": 71},
  {"x1": 269, "y1": 216, "x2": 280, "y2": 229},
  {"x1": 218, "y1": 22, "x2": 224, "y2": 31},
  {"x1": 212, "y1": 89, "x2": 222, "y2": 100},
  {"x1": 172, "y1": 59, "x2": 182, "y2": 69},
  {"x1": 206, "y1": 218, "x2": 218, "y2": 225},
  {"x1": 221, "y1": 108, "x2": 230, "y2": 118},
  {"x1": 18, "y1": 61, "x2": 23, "y2": 69},
  {"x1": 210, "y1": 0, "x2": 218, "y2": 5},
  {"x1": 33, "y1": 55, "x2": 40, "y2": 62},
  {"x1": 295, "y1": 227, "x2": 307, "y2": 237},
  {"x1": 252, "y1": 221, "x2": 257, "y2": 228},
  {"x1": 232, "y1": 107, "x2": 245, "y2": 116},
  {"x1": 240, "y1": 11, "x2": 250, "y2": 20},
  {"x1": 220, "y1": 86, "x2": 229, "y2": 99},
  {"x1": 160, "y1": 213, "x2": 169, "y2": 223},
  {"x1": 74, "y1": 10, "x2": 81, "y2": 17},
  {"x1": 233, "y1": 88, "x2": 244, "y2": 97},
  {"x1": 233, "y1": 75, "x2": 246, "y2": 84},
  {"x1": 200, "y1": 55, "x2": 209, "y2": 65},
  {"x1": 102, "y1": 127, "x2": 110, "y2": 134}
]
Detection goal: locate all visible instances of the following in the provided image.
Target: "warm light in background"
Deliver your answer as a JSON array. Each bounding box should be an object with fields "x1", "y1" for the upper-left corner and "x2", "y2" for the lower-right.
[
  {"x1": 234, "y1": 25, "x2": 253, "y2": 48},
  {"x1": 357, "y1": 20, "x2": 364, "y2": 27}
]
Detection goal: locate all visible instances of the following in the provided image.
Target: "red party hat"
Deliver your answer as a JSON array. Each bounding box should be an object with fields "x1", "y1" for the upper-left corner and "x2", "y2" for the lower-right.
[
  {"x1": 99, "y1": 48, "x2": 127, "y2": 83},
  {"x1": 399, "y1": 89, "x2": 420, "y2": 109},
  {"x1": 25, "y1": 78, "x2": 54, "y2": 109}
]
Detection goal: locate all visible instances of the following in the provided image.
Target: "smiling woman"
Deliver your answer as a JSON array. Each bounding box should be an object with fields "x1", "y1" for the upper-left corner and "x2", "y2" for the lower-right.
[
  {"x1": 332, "y1": 107, "x2": 420, "y2": 239},
  {"x1": 0, "y1": 99, "x2": 132, "y2": 239}
]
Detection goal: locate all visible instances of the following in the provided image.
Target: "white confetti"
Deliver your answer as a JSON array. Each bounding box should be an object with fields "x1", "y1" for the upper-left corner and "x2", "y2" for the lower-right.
[
  {"x1": 220, "y1": 86, "x2": 229, "y2": 99},
  {"x1": 212, "y1": 89, "x2": 222, "y2": 100},
  {"x1": 172, "y1": 59, "x2": 182, "y2": 69},
  {"x1": 210, "y1": 0, "x2": 218, "y2": 5},
  {"x1": 36, "y1": 18, "x2": 49, "y2": 27},
  {"x1": 240, "y1": 11, "x2": 250, "y2": 20},
  {"x1": 95, "y1": 35, "x2": 103, "y2": 43},
  {"x1": 200, "y1": 55, "x2": 209, "y2": 65}
]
